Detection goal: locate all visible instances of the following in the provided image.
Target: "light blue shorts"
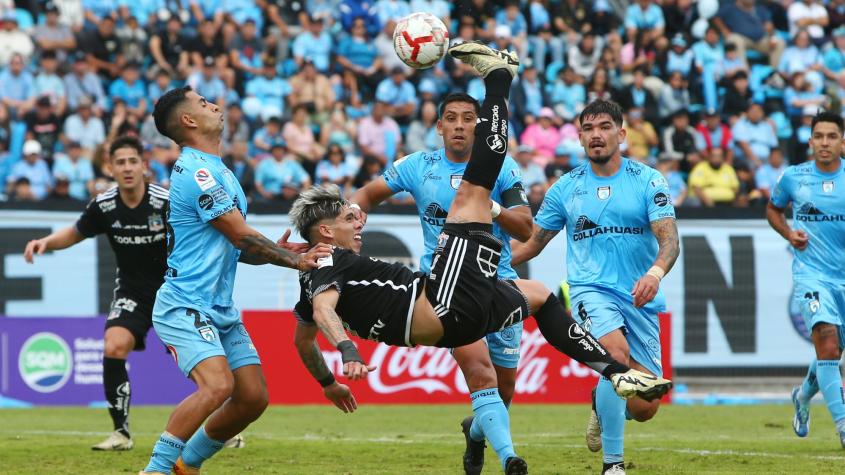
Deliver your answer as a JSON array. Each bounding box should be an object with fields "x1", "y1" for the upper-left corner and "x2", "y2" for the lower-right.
[
  {"x1": 484, "y1": 321, "x2": 523, "y2": 369},
  {"x1": 572, "y1": 288, "x2": 663, "y2": 376},
  {"x1": 793, "y1": 279, "x2": 845, "y2": 349},
  {"x1": 152, "y1": 288, "x2": 261, "y2": 377}
]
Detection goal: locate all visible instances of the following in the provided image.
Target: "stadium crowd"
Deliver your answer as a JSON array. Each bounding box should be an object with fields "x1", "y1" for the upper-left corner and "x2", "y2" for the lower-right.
[{"x1": 0, "y1": 0, "x2": 842, "y2": 210}]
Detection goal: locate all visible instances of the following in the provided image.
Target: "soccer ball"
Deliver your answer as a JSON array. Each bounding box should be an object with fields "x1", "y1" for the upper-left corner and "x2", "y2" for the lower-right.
[{"x1": 393, "y1": 12, "x2": 449, "y2": 69}]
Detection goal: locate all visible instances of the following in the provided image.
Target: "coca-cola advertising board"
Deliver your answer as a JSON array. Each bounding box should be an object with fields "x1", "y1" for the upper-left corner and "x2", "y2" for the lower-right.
[{"x1": 246, "y1": 311, "x2": 672, "y2": 404}]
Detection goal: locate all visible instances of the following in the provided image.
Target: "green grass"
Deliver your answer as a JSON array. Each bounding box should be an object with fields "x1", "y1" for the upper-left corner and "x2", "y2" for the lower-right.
[{"x1": 1, "y1": 404, "x2": 843, "y2": 474}]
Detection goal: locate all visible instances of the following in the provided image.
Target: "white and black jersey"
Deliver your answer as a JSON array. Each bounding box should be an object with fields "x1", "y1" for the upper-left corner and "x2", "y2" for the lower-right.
[
  {"x1": 76, "y1": 183, "x2": 169, "y2": 301},
  {"x1": 294, "y1": 248, "x2": 426, "y2": 347}
]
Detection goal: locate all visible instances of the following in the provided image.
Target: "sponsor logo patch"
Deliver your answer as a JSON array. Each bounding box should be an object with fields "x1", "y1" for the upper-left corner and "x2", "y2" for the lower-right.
[
  {"x1": 198, "y1": 193, "x2": 214, "y2": 210},
  {"x1": 653, "y1": 192, "x2": 669, "y2": 207},
  {"x1": 194, "y1": 168, "x2": 217, "y2": 191}
]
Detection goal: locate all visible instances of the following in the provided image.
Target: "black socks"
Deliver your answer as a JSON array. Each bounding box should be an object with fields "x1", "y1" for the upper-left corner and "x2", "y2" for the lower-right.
[{"x1": 103, "y1": 357, "x2": 131, "y2": 436}]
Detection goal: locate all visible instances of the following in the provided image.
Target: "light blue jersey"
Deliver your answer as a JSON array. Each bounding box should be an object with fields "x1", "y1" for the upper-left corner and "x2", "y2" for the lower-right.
[
  {"x1": 771, "y1": 159, "x2": 845, "y2": 284},
  {"x1": 535, "y1": 158, "x2": 675, "y2": 313},
  {"x1": 383, "y1": 149, "x2": 529, "y2": 279},
  {"x1": 163, "y1": 147, "x2": 248, "y2": 308}
]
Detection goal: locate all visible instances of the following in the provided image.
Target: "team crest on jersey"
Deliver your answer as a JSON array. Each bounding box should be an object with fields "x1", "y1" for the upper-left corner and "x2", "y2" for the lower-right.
[
  {"x1": 823, "y1": 180, "x2": 834, "y2": 193},
  {"x1": 148, "y1": 213, "x2": 164, "y2": 232},
  {"x1": 450, "y1": 174, "x2": 463, "y2": 190},
  {"x1": 597, "y1": 186, "x2": 611, "y2": 200}
]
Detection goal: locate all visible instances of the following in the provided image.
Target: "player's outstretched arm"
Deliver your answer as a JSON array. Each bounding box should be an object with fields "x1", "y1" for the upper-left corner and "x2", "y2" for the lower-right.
[
  {"x1": 211, "y1": 209, "x2": 332, "y2": 270},
  {"x1": 494, "y1": 204, "x2": 533, "y2": 242},
  {"x1": 350, "y1": 177, "x2": 395, "y2": 213},
  {"x1": 632, "y1": 217, "x2": 680, "y2": 308},
  {"x1": 294, "y1": 322, "x2": 358, "y2": 413},
  {"x1": 766, "y1": 202, "x2": 808, "y2": 250},
  {"x1": 23, "y1": 226, "x2": 86, "y2": 263},
  {"x1": 312, "y1": 289, "x2": 376, "y2": 381},
  {"x1": 510, "y1": 225, "x2": 559, "y2": 266}
]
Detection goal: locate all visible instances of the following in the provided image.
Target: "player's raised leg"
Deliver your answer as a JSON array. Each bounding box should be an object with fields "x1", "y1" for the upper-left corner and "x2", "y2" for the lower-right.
[{"x1": 445, "y1": 41, "x2": 525, "y2": 475}]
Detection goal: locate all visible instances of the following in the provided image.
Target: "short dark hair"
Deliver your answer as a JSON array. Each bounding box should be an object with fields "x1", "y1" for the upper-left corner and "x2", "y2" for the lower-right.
[
  {"x1": 438, "y1": 93, "x2": 480, "y2": 117},
  {"x1": 579, "y1": 99, "x2": 624, "y2": 127},
  {"x1": 811, "y1": 110, "x2": 844, "y2": 134},
  {"x1": 109, "y1": 135, "x2": 144, "y2": 157},
  {"x1": 153, "y1": 86, "x2": 192, "y2": 142}
]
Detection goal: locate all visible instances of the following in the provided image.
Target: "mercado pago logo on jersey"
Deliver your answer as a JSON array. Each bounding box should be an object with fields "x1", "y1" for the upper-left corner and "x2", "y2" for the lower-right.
[{"x1": 18, "y1": 332, "x2": 73, "y2": 393}]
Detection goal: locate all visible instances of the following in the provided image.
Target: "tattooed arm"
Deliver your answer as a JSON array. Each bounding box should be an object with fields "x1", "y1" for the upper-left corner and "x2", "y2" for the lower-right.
[
  {"x1": 294, "y1": 322, "x2": 333, "y2": 382},
  {"x1": 631, "y1": 217, "x2": 680, "y2": 308},
  {"x1": 650, "y1": 217, "x2": 680, "y2": 274},
  {"x1": 211, "y1": 209, "x2": 331, "y2": 269},
  {"x1": 510, "y1": 225, "x2": 560, "y2": 266},
  {"x1": 311, "y1": 288, "x2": 350, "y2": 347}
]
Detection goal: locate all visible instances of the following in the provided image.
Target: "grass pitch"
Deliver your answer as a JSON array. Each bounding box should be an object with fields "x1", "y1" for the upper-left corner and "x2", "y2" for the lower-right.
[{"x1": 1, "y1": 404, "x2": 843, "y2": 474}]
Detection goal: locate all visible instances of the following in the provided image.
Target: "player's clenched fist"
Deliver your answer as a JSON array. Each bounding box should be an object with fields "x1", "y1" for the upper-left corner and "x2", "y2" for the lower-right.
[{"x1": 787, "y1": 229, "x2": 809, "y2": 250}]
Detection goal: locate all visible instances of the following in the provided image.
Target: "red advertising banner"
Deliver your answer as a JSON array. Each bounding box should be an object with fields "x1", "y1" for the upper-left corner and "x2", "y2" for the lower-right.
[{"x1": 244, "y1": 311, "x2": 672, "y2": 405}]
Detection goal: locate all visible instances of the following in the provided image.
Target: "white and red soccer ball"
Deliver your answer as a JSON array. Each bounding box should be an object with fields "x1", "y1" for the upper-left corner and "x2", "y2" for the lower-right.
[{"x1": 393, "y1": 12, "x2": 449, "y2": 69}]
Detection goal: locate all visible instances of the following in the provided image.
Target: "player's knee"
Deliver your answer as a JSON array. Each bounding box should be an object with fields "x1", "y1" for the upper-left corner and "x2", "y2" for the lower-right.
[
  {"x1": 606, "y1": 347, "x2": 630, "y2": 367},
  {"x1": 200, "y1": 375, "x2": 235, "y2": 408},
  {"x1": 629, "y1": 399, "x2": 660, "y2": 422},
  {"x1": 515, "y1": 280, "x2": 550, "y2": 312},
  {"x1": 103, "y1": 337, "x2": 133, "y2": 359},
  {"x1": 462, "y1": 361, "x2": 498, "y2": 393},
  {"x1": 238, "y1": 384, "x2": 270, "y2": 415}
]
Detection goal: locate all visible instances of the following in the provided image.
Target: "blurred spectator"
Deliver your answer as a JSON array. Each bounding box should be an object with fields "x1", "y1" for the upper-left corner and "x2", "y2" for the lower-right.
[
  {"x1": 6, "y1": 140, "x2": 51, "y2": 200},
  {"x1": 714, "y1": 0, "x2": 785, "y2": 68},
  {"x1": 149, "y1": 15, "x2": 190, "y2": 80},
  {"x1": 189, "y1": 19, "x2": 227, "y2": 70},
  {"x1": 656, "y1": 155, "x2": 687, "y2": 206},
  {"x1": 52, "y1": 141, "x2": 94, "y2": 201},
  {"x1": 253, "y1": 116, "x2": 284, "y2": 154},
  {"x1": 0, "y1": 13, "x2": 34, "y2": 66},
  {"x1": 779, "y1": 30, "x2": 823, "y2": 89},
  {"x1": 33, "y1": 51, "x2": 67, "y2": 116},
  {"x1": 283, "y1": 103, "x2": 324, "y2": 176},
  {"x1": 292, "y1": 15, "x2": 332, "y2": 73},
  {"x1": 547, "y1": 66, "x2": 586, "y2": 122},
  {"x1": 64, "y1": 54, "x2": 107, "y2": 114},
  {"x1": 526, "y1": 182, "x2": 545, "y2": 212},
  {"x1": 222, "y1": 103, "x2": 250, "y2": 150},
  {"x1": 586, "y1": 66, "x2": 614, "y2": 104},
  {"x1": 316, "y1": 142, "x2": 354, "y2": 191},
  {"x1": 78, "y1": 15, "x2": 123, "y2": 77},
  {"x1": 624, "y1": 0, "x2": 665, "y2": 51},
  {"x1": 339, "y1": 0, "x2": 380, "y2": 38},
  {"x1": 553, "y1": 0, "x2": 593, "y2": 43},
  {"x1": 692, "y1": 26, "x2": 727, "y2": 113},
  {"x1": 320, "y1": 103, "x2": 358, "y2": 153},
  {"x1": 569, "y1": 33, "x2": 602, "y2": 80},
  {"x1": 658, "y1": 71, "x2": 691, "y2": 120},
  {"x1": 148, "y1": 69, "x2": 175, "y2": 102},
  {"x1": 376, "y1": 66, "x2": 418, "y2": 126},
  {"x1": 527, "y1": 0, "x2": 564, "y2": 73},
  {"x1": 734, "y1": 162, "x2": 763, "y2": 207},
  {"x1": 405, "y1": 99, "x2": 442, "y2": 153},
  {"x1": 336, "y1": 16, "x2": 383, "y2": 98},
  {"x1": 661, "y1": 110, "x2": 704, "y2": 171},
  {"x1": 722, "y1": 71, "x2": 753, "y2": 121},
  {"x1": 411, "y1": 0, "x2": 450, "y2": 24},
  {"x1": 288, "y1": 59, "x2": 335, "y2": 120},
  {"x1": 189, "y1": 0, "x2": 225, "y2": 28},
  {"x1": 617, "y1": 66, "x2": 658, "y2": 125},
  {"x1": 9, "y1": 177, "x2": 36, "y2": 201},
  {"x1": 494, "y1": 1, "x2": 528, "y2": 59},
  {"x1": 223, "y1": 141, "x2": 255, "y2": 199},
  {"x1": 665, "y1": 34, "x2": 694, "y2": 77},
  {"x1": 624, "y1": 108, "x2": 658, "y2": 164},
  {"x1": 33, "y1": 2, "x2": 76, "y2": 61},
  {"x1": 357, "y1": 100, "x2": 401, "y2": 167},
  {"x1": 254, "y1": 140, "x2": 311, "y2": 201},
  {"x1": 688, "y1": 147, "x2": 739, "y2": 207},
  {"x1": 823, "y1": 26, "x2": 845, "y2": 80},
  {"x1": 83, "y1": 0, "x2": 119, "y2": 24},
  {"x1": 696, "y1": 109, "x2": 734, "y2": 161},
  {"x1": 0, "y1": 53, "x2": 34, "y2": 117},
  {"x1": 722, "y1": 43, "x2": 749, "y2": 79},
  {"x1": 515, "y1": 144, "x2": 545, "y2": 188},
  {"x1": 242, "y1": 59, "x2": 290, "y2": 120},
  {"x1": 25, "y1": 96, "x2": 61, "y2": 159},
  {"x1": 62, "y1": 96, "x2": 105, "y2": 152},
  {"x1": 229, "y1": 19, "x2": 264, "y2": 78},
  {"x1": 783, "y1": 72, "x2": 828, "y2": 121},
  {"x1": 512, "y1": 63, "x2": 545, "y2": 121},
  {"x1": 828, "y1": 0, "x2": 845, "y2": 33},
  {"x1": 351, "y1": 156, "x2": 383, "y2": 190},
  {"x1": 545, "y1": 147, "x2": 574, "y2": 185},
  {"x1": 108, "y1": 62, "x2": 147, "y2": 118},
  {"x1": 116, "y1": 14, "x2": 148, "y2": 65},
  {"x1": 787, "y1": 0, "x2": 828, "y2": 43},
  {"x1": 755, "y1": 147, "x2": 788, "y2": 201},
  {"x1": 520, "y1": 108, "x2": 560, "y2": 167},
  {"x1": 53, "y1": 0, "x2": 85, "y2": 32},
  {"x1": 662, "y1": 0, "x2": 698, "y2": 41}
]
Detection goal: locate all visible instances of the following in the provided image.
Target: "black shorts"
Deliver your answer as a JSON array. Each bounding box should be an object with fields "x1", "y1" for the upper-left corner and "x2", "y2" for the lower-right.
[
  {"x1": 426, "y1": 223, "x2": 530, "y2": 348},
  {"x1": 104, "y1": 291, "x2": 154, "y2": 351}
]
